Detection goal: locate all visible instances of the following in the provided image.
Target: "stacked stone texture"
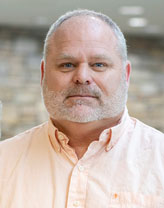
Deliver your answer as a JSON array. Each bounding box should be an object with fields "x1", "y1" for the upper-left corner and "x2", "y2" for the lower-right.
[{"x1": 0, "y1": 27, "x2": 163, "y2": 140}]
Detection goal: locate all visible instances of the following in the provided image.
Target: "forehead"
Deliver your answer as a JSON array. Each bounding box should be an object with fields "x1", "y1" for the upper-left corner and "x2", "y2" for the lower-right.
[{"x1": 48, "y1": 16, "x2": 118, "y2": 57}]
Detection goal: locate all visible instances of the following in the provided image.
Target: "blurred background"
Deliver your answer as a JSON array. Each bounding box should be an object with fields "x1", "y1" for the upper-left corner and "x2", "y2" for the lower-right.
[{"x1": 0, "y1": 0, "x2": 164, "y2": 140}]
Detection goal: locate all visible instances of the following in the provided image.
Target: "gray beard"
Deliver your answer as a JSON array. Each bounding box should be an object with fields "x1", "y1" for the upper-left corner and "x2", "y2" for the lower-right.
[{"x1": 42, "y1": 74, "x2": 128, "y2": 123}]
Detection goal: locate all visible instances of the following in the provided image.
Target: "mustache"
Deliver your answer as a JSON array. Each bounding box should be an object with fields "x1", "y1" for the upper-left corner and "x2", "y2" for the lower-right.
[{"x1": 62, "y1": 85, "x2": 102, "y2": 98}]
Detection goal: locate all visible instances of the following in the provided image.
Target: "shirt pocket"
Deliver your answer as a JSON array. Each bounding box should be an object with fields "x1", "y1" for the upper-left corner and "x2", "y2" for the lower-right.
[{"x1": 108, "y1": 192, "x2": 164, "y2": 208}]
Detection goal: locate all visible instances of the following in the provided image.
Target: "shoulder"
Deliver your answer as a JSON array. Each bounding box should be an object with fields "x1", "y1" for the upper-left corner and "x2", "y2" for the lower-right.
[
  {"x1": 0, "y1": 122, "x2": 48, "y2": 157},
  {"x1": 0, "y1": 122, "x2": 49, "y2": 189},
  {"x1": 134, "y1": 118, "x2": 164, "y2": 138},
  {"x1": 131, "y1": 117, "x2": 164, "y2": 150}
]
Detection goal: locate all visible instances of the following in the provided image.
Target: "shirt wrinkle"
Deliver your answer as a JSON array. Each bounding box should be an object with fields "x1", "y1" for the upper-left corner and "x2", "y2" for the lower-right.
[{"x1": 0, "y1": 107, "x2": 164, "y2": 208}]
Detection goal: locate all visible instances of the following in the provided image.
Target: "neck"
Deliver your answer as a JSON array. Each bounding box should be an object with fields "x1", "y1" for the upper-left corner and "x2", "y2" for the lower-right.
[{"x1": 51, "y1": 111, "x2": 124, "y2": 159}]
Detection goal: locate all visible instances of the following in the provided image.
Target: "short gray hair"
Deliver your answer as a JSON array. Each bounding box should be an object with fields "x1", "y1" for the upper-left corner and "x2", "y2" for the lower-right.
[{"x1": 43, "y1": 9, "x2": 127, "y2": 62}]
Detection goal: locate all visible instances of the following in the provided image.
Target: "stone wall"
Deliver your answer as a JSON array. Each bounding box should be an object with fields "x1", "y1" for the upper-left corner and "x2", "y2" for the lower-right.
[
  {"x1": 0, "y1": 26, "x2": 163, "y2": 140},
  {"x1": 0, "y1": 26, "x2": 47, "y2": 139},
  {"x1": 127, "y1": 36, "x2": 164, "y2": 132}
]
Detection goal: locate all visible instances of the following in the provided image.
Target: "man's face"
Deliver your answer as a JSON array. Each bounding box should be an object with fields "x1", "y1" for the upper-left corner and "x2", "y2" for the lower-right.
[{"x1": 41, "y1": 16, "x2": 130, "y2": 123}]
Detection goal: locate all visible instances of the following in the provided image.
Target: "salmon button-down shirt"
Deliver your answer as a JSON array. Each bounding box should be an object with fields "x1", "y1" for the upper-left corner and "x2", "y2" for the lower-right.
[{"x1": 0, "y1": 108, "x2": 164, "y2": 208}]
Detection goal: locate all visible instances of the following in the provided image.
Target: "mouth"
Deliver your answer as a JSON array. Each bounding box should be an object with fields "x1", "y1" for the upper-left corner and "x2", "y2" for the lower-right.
[{"x1": 66, "y1": 95, "x2": 98, "y2": 99}]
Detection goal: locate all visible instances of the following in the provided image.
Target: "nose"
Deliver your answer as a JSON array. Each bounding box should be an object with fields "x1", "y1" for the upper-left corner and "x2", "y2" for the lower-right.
[{"x1": 72, "y1": 64, "x2": 93, "y2": 85}]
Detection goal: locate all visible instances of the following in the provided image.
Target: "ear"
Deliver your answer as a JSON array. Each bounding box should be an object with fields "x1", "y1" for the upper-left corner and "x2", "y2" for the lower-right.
[
  {"x1": 40, "y1": 59, "x2": 45, "y2": 85},
  {"x1": 125, "y1": 60, "x2": 131, "y2": 86}
]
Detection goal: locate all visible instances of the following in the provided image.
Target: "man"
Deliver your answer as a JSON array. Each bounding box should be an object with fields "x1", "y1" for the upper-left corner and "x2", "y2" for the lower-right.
[{"x1": 0, "y1": 9, "x2": 164, "y2": 207}]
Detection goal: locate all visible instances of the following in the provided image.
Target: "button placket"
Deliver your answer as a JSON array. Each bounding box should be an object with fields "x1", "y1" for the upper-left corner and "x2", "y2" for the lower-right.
[{"x1": 66, "y1": 163, "x2": 89, "y2": 208}]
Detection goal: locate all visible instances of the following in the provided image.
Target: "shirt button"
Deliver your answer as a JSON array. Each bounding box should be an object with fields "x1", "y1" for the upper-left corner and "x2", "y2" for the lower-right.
[
  {"x1": 58, "y1": 133, "x2": 64, "y2": 140},
  {"x1": 73, "y1": 200, "x2": 80, "y2": 207},
  {"x1": 105, "y1": 145, "x2": 110, "y2": 152},
  {"x1": 78, "y1": 165, "x2": 85, "y2": 172}
]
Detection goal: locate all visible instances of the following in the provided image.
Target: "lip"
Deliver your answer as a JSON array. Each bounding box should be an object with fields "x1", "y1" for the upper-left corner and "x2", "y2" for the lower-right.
[{"x1": 67, "y1": 95, "x2": 98, "y2": 98}]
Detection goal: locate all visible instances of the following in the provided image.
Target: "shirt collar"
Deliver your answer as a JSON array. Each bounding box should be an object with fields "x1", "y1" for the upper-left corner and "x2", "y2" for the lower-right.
[
  {"x1": 48, "y1": 119, "x2": 61, "y2": 152},
  {"x1": 48, "y1": 106, "x2": 131, "y2": 152},
  {"x1": 105, "y1": 107, "x2": 131, "y2": 151}
]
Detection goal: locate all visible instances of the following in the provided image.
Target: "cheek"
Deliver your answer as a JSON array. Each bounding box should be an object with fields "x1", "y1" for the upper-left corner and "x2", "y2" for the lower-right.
[
  {"x1": 95, "y1": 72, "x2": 122, "y2": 96},
  {"x1": 45, "y1": 71, "x2": 72, "y2": 92}
]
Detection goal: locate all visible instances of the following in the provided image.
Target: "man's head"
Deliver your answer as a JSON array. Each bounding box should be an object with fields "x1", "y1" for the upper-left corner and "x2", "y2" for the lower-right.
[
  {"x1": 43, "y1": 9, "x2": 127, "y2": 63},
  {"x1": 41, "y1": 9, "x2": 131, "y2": 123}
]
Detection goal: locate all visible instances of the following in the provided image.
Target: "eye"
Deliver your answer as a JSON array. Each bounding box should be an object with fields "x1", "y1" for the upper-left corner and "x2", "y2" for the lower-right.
[
  {"x1": 58, "y1": 62, "x2": 75, "y2": 72},
  {"x1": 91, "y1": 62, "x2": 107, "y2": 72},
  {"x1": 63, "y1": 63, "x2": 74, "y2": 68},
  {"x1": 94, "y1": 63, "x2": 105, "y2": 67}
]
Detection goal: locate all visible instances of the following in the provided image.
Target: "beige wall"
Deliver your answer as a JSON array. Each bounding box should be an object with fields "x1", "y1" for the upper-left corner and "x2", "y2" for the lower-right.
[{"x1": 0, "y1": 27, "x2": 163, "y2": 139}]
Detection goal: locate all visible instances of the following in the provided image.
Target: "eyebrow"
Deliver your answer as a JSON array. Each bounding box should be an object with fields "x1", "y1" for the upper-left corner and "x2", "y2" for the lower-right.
[
  {"x1": 90, "y1": 54, "x2": 113, "y2": 62},
  {"x1": 55, "y1": 54, "x2": 76, "y2": 60},
  {"x1": 55, "y1": 53, "x2": 114, "y2": 64}
]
